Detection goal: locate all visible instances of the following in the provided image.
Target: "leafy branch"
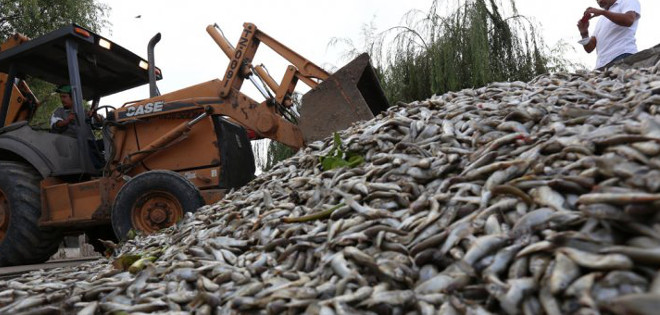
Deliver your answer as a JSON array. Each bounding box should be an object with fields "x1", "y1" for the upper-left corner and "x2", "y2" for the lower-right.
[{"x1": 319, "y1": 133, "x2": 364, "y2": 171}]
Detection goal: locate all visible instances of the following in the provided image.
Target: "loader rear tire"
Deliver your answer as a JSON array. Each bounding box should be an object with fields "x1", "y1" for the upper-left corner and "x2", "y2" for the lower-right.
[
  {"x1": 111, "y1": 170, "x2": 204, "y2": 241},
  {"x1": 0, "y1": 161, "x2": 62, "y2": 266}
]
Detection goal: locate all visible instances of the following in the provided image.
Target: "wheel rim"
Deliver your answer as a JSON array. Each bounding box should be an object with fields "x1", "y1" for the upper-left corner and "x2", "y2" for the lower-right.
[
  {"x1": 131, "y1": 191, "x2": 184, "y2": 234},
  {"x1": 0, "y1": 188, "x2": 9, "y2": 241}
]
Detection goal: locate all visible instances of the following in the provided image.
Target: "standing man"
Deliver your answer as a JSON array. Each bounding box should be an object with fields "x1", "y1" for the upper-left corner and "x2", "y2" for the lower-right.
[
  {"x1": 50, "y1": 84, "x2": 78, "y2": 137},
  {"x1": 577, "y1": 0, "x2": 641, "y2": 70}
]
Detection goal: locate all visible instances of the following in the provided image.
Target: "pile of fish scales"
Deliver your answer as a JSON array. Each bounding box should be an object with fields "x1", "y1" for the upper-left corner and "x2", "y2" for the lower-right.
[{"x1": 3, "y1": 64, "x2": 660, "y2": 315}]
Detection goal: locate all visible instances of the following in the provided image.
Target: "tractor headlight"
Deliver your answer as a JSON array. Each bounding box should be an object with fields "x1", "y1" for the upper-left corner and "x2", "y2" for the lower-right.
[{"x1": 99, "y1": 38, "x2": 112, "y2": 50}]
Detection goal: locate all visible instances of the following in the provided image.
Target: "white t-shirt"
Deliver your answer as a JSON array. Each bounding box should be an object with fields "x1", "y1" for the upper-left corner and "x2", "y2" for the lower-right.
[{"x1": 593, "y1": 0, "x2": 641, "y2": 68}]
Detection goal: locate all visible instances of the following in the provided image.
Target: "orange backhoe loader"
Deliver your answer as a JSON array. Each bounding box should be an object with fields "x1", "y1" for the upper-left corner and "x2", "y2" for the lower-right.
[{"x1": 0, "y1": 23, "x2": 388, "y2": 266}]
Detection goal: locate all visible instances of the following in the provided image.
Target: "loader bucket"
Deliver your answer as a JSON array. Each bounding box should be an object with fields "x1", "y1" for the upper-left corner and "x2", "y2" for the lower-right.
[{"x1": 299, "y1": 53, "x2": 389, "y2": 144}]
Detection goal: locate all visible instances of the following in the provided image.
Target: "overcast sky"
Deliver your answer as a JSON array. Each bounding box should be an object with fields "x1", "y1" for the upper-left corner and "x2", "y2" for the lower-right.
[{"x1": 98, "y1": 0, "x2": 660, "y2": 106}]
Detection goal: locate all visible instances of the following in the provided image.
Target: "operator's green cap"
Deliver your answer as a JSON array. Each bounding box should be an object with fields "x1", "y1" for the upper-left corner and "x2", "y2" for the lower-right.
[{"x1": 55, "y1": 84, "x2": 72, "y2": 94}]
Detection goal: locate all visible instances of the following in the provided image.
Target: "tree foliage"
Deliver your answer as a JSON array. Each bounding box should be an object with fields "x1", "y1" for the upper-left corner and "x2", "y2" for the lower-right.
[
  {"x1": 348, "y1": 0, "x2": 575, "y2": 103},
  {"x1": 0, "y1": 0, "x2": 109, "y2": 40},
  {"x1": 0, "y1": 0, "x2": 110, "y2": 128}
]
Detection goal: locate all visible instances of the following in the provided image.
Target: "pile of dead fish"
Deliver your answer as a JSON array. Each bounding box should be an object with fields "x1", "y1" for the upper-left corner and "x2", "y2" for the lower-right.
[{"x1": 3, "y1": 63, "x2": 660, "y2": 315}]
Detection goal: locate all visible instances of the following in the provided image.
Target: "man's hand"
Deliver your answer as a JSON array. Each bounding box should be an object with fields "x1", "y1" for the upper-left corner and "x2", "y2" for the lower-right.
[
  {"x1": 87, "y1": 110, "x2": 103, "y2": 123},
  {"x1": 577, "y1": 10, "x2": 594, "y2": 40},
  {"x1": 577, "y1": 12, "x2": 591, "y2": 36},
  {"x1": 584, "y1": 7, "x2": 605, "y2": 18},
  {"x1": 66, "y1": 112, "x2": 76, "y2": 123}
]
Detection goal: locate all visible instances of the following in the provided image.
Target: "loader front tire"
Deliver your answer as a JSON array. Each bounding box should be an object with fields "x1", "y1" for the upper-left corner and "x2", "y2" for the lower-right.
[
  {"x1": 111, "y1": 170, "x2": 204, "y2": 241},
  {"x1": 0, "y1": 161, "x2": 62, "y2": 266}
]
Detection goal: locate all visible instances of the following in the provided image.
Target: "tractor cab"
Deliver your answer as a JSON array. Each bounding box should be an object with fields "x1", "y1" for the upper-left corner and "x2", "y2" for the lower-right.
[{"x1": 0, "y1": 24, "x2": 161, "y2": 177}]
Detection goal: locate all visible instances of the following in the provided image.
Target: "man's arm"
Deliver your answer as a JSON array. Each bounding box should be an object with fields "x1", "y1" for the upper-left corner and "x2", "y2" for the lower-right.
[
  {"x1": 51, "y1": 111, "x2": 75, "y2": 132},
  {"x1": 585, "y1": 7, "x2": 638, "y2": 27},
  {"x1": 582, "y1": 37, "x2": 597, "y2": 53},
  {"x1": 50, "y1": 116, "x2": 63, "y2": 128},
  {"x1": 577, "y1": 15, "x2": 597, "y2": 53},
  {"x1": 54, "y1": 117, "x2": 72, "y2": 128}
]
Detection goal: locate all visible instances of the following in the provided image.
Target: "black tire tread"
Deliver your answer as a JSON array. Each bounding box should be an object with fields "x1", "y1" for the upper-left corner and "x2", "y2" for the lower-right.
[{"x1": 0, "y1": 161, "x2": 62, "y2": 266}]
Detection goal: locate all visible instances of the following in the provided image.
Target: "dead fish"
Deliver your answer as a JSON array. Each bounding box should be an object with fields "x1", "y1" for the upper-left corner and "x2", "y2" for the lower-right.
[
  {"x1": 358, "y1": 290, "x2": 415, "y2": 307},
  {"x1": 558, "y1": 247, "x2": 633, "y2": 270},
  {"x1": 530, "y1": 186, "x2": 571, "y2": 212},
  {"x1": 549, "y1": 252, "x2": 580, "y2": 294},
  {"x1": 605, "y1": 293, "x2": 660, "y2": 315},
  {"x1": 577, "y1": 193, "x2": 660, "y2": 205},
  {"x1": 599, "y1": 246, "x2": 660, "y2": 265},
  {"x1": 458, "y1": 234, "x2": 511, "y2": 275}
]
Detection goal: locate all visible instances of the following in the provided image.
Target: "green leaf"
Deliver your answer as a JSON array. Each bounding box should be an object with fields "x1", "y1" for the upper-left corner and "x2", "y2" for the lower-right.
[
  {"x1": 128, "y1": 256, "x2": 157, "y2": 274},
  {"x1": 321, "y1": 156, "x2": 346, "y2": 171},
  {"x1": 346, "y1": 154, "x2": 364, "y2": 168},
  {"x1": 112, "y1": 254, "x2": 141, "y2": 271},
  {"x1": 319, "y1": 133, "x2": 364, "y2": 171},
  {"x1": 126, "y1": 229, "x2": 138, "y2": 240},
  {"x1": 333, "y1": 133, "x2": 343, "y2": 152}
]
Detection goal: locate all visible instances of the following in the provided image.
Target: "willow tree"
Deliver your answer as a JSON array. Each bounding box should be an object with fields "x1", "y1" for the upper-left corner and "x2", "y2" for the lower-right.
[{"x1": 371, "y1": 0, "x2": 573, "y2": 102}]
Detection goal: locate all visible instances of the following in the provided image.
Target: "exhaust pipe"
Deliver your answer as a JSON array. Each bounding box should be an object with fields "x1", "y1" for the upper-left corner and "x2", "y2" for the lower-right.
[{"x1": 148, "y1": 33, "x2": 161, "y2": 98}]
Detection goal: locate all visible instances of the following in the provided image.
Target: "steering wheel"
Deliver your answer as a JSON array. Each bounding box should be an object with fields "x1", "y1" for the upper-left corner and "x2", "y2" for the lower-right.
[{"x1": 90, "y1": 105, "x2": 115, "y2": 130}]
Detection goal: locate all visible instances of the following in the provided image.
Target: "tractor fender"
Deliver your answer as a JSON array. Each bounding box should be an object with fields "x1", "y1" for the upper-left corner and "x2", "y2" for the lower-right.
[
  {"x1": 0, "y1": 138, "x2": 53, "y2": 178},
  {"x1": 0, "y1": 122, "x2": 85, "y2": 177}
]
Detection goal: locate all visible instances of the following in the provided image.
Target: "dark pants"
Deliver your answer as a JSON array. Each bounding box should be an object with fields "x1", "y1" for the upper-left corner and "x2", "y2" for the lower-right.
[{"x1": 600, "y1": 53, "x2": 634, "y2": 70}]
